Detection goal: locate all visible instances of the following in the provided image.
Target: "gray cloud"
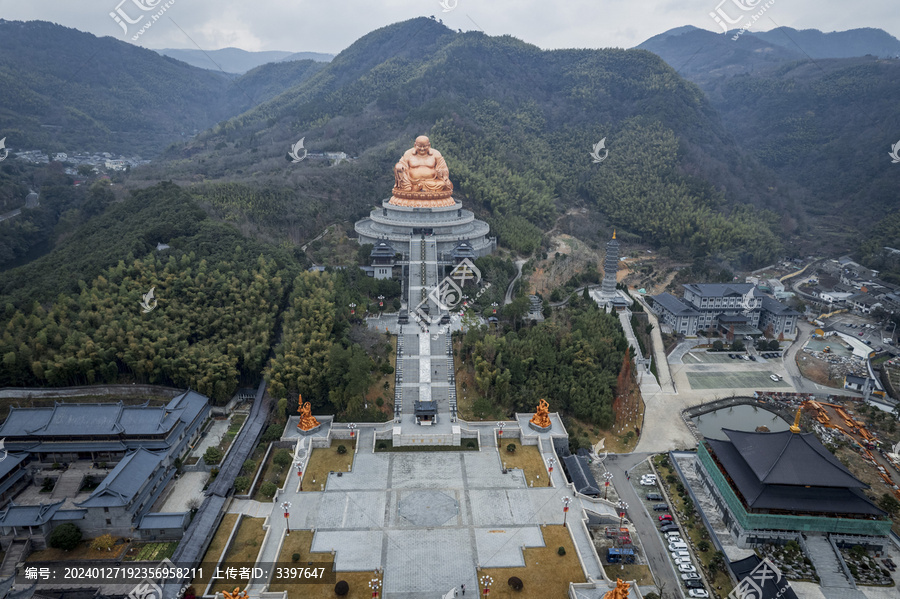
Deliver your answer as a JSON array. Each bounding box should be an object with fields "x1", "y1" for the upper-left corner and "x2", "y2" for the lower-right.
[{"x1": 1, "y1": 0, "x2": 897, "y2": 54}]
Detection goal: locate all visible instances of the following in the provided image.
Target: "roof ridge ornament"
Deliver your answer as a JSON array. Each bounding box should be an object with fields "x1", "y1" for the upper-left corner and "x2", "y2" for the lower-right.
[{"x1": 790, "y1": 407, "x2": 801, "y2": 433}]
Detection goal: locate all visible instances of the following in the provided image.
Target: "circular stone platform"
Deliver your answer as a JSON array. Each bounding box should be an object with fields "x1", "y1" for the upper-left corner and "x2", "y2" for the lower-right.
[{"x1": 398, "y1": 490, "x2": 459, "y2": 527}]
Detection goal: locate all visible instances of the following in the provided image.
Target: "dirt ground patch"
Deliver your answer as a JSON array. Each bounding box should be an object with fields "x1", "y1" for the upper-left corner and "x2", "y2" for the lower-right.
[
  {"x1": 302, "y1": 441, "x2": 354, "y2": 492},
  {"x1": 836, "y1": 446, "x2": 900, "y2": 536},
  {"x1": 26, "y1": 537, "x2": 129, "y2": 562},
  {"x1": 796, "y1": 354, "x2": 845, "y2": 388},
  {"x1": 476, "y1": 525, "x2": 585, "y2": 598},
  {"x1": 602, "y1": 563, "x2": 655, "y2": 585},
  {"x1": 268, "y1": 530, "x2": 379, "y2": 598}
]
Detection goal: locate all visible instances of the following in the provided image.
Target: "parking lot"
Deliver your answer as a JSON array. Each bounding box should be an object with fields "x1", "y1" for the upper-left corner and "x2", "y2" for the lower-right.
[
  {"x1": 827, "y1": 314, "x2": 897, "y2": 354},
  {"x1": 686, "y1": 370, "x2": 791, "y2": 390},
  {"x1": 628, "y1": 461, "x2": 709, "y2": 598}
]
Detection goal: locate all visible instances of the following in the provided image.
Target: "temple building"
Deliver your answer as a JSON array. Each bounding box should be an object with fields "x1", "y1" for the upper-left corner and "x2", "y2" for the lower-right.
[
  {"x1": 0, "y1": 390, "x2": 208, "y2": 547},
  {"x1": 695, "y1": 415, "x2": 891, "y2": 549},
  {"x1": 354, "y1": 136, "x2": 495, "y2": 282},
  {"x1": 649, "y1": 283, "x2": 798, "y2": 338}
]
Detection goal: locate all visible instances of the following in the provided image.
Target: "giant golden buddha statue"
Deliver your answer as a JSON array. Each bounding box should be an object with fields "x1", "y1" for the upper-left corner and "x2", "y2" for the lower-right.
[{"x1": 390, "y1": 136, "x2": 456, "y2": 207}]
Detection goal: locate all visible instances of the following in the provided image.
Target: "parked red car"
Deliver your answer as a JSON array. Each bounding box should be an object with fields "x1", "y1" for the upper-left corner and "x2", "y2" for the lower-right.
[{"x1": 659, "y1": 514, "x2": 673, "y2": 522}]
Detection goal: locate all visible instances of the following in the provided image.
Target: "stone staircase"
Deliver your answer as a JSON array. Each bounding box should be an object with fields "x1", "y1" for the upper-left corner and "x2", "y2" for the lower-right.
[
  {"x1": 0, "y1": 540, "x2": 29, "y2": 578},
  {"x1": 50, "y1": 469, "x2": 85, "y2": 502},
  {"x1": 804, "y1": 534, "x2": 866, "y2": 599}
]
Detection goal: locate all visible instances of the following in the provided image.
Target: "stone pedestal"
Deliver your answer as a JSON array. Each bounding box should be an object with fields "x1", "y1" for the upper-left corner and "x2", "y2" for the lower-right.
[
  {"x1": 297, "y1": 422, "x2": 323, "y2": 436},
  {"x1": 528, "y1": 421, "x2": 552, "y2": 433}
]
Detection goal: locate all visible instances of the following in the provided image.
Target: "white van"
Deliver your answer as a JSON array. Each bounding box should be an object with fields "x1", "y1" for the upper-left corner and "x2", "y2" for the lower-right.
[{"x1": 669, "y1": 542, "x2": 688, "y2": 551}]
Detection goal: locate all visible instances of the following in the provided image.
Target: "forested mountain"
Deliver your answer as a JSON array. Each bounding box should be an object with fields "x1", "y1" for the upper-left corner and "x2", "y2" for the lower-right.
[
  {"x1": 0, "y1": 20, "x2": 324, "y2": 156},
  {"x1": 639, "y1": 26, "x2": 900, "y2": 251},
  {"x1": 145, "y1": 17, "x2": 789, "y2": 266},
  {"x1": 638, "y1": 27, "x2": 900, "y2": 82},
  {"x1": 751, "y1": 27, "x2": 900, "y2": 59},
  {"x1": 157, "y1": 47, "x2": 333, "y2": 74}
]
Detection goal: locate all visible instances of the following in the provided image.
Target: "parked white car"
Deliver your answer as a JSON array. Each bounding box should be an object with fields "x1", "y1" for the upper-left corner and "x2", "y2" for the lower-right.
[
  {"x1": 681, "y1": 573, "x2": 701, "y2": 581},
  {"x1": 674, "y1": 556, "x2": 693, "y2": 565},
  {"x1": 640, "y1": 478, "x2": 657, "y2": 486},
  {"x1": 678, "y1": 564, "x2": 697, "y2": 573},
  {"x1": 689, "y1": 590, "x2": 709, "y2": 598}
]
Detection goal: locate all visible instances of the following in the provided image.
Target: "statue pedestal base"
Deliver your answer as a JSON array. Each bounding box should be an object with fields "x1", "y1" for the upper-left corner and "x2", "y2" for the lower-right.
[
  {"x1": 297, "y1": 422, "x2": 323, "y2": 436},
  {"x1": 528, "y1": 421, "x2": 552, "y2": 433}
]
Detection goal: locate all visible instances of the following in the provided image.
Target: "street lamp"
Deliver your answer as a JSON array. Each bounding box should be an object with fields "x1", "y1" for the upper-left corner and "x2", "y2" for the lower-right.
[
  {"x1": 497, "y1": 422, "x2": 504, "y2": 448},
  {"x1": 603, "y1": 471, "x2": 614, "y2": 500},
  {"x1": 562, "y1": 496, "x2": 572, "y2": 526},
  {"x1": 369, "y1": 578, "x2": 381, "y2": 598},
  {"x1": 480, "y1": 574, "x2": 493, "y2": 596},
  {"x1": 378, "y1": 295, "x2": 385, "y2": 310},
  {"x1": 348, "y1": 423, "x2": 357, "y2": 450},
  {"x1": 281, "y1": 501, "x2": 292, "y2": 535},
  {"x1": 548, "y1": 457, "x2": 555, "y2": 477},
  {"x1": 349, "y1": 303, "x2": 357, "y2": 316},
  {"x1": 616, "y1": 500, "x2": 628, "y2": 529},
  {"x1": 491, "y1": 302, "x2": 498, "y2": 315}
]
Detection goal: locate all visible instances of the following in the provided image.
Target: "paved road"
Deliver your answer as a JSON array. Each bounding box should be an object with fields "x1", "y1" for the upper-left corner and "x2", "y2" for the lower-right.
[{"x1": 605, "y1": 454, "x2": 682, "y2": 599}]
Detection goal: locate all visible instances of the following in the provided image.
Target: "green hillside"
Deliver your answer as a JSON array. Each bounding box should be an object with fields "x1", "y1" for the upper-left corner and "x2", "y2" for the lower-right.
[
  {"x1": 145, "y1": 18, "x2": 783, "y2": 265},
  {"x1": 0, "y1": 20, "x2": 325, "y2": 157}
]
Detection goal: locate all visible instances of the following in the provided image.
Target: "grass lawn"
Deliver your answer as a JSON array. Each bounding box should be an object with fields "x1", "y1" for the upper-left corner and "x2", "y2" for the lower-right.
[
  {"x1": 301, "y1": 441, "x2": 355, "y2": 492},
  {"x1": 208, "y1": 517, "x2": 266, "y2": 596},
  {"x1": 498, "y1": 440, "x2": 547, "y2": 487},
  {"x1": 268, "y1": 530, "x2": 378, "y2": 598},
  {"x1": 653, "y1": 456, "x2": 733, "y2": 597},
  {"x1": 602, "y1": 563, "x2": 654, "y2": 585},
  {"x1": 477, "y1": 525, "x2": 584, "y2": 598},
  {"x1": 123, "y1": 541, "x2": 178, "y2": 562},
  {"x1": 26, "y1": 537, "x2": 129, "y2": 562},
  {"x1": 252, "y1": 446, "x2": 294, "y2": 501},
  {"x1": 190, "y1": 513, "x2": 239, "y2": 590}
]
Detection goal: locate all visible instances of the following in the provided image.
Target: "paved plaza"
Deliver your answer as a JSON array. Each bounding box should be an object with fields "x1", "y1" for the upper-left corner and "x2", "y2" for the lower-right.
[{"x1": 241, "y1": 426, "x2": 622, "y2": 598}]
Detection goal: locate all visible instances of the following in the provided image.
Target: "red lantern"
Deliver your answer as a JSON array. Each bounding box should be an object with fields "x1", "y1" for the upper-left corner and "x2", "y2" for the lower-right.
[{"x1": 284, "y1": 511, "x2": 289, "y2": 518}]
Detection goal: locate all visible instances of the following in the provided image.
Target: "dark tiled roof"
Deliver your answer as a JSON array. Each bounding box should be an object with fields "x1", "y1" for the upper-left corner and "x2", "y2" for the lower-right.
[
  {"x1": 563, "y1": 455, "x2": 600, "y2": 496},
  {"x1": 0, "y1": 391, "x2": 207, "y2": 440},
  {"x1": 139, "y1": 512, "x2": 188, "y2": 530},
  {"x1": 683, "y1": 283, "x2": 754, "y2": 297},
  {"x1": 722, "y1": 429, "x2": 865, "y2": 487},
  {"x1": 729, "y1": 555, "x2": 798, "y2": 599},
  {"x1": 76, "y1": 448, "x2": 164, "y2": 508},
  {"x1": 707, "y1": 437, "x2": 882, "y2": 515},
  {"x1": 0, "y1": 501, "x2": 64, "y2": 527},
  {"x1": 761, "y1": 296, "x2": 799, "y2": 316},
  {"x1": 651, "y1": 293, "x2": 698, "y2": 316}
]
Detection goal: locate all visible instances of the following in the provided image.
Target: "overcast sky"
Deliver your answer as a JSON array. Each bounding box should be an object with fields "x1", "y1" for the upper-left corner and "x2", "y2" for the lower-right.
[{"x1": 1, "y1": 0, "x2": 898, "y2": 54}]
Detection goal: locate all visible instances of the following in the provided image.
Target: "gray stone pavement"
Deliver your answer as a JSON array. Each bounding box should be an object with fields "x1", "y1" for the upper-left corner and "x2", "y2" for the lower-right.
[
  {"x1": 244, "y1": 430, "x2": 618, "y2": 597},
  {"x1": 191, "y1": 417, "x2": 229, "y2": 458},
  {"x1": 158, "y1": 471, "x2": 207, "y2": 512}
]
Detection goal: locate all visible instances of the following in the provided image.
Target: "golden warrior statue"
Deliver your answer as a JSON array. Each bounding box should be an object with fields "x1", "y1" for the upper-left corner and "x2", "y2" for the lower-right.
[
  {"x1": 603, "y1": 578, "x2": 631, "y2": 599},
  {"x1": 297, "y1": 395, "x2": 320, "y2": 431},
  {"x1": 530, "y1": 398, "x2": 552, "y2": 429}
]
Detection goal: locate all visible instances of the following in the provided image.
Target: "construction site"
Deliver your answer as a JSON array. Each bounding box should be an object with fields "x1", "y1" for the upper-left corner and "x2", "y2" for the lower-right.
[{"x1": 804, "y1": 399, "x2": 900, "y2": 508}]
